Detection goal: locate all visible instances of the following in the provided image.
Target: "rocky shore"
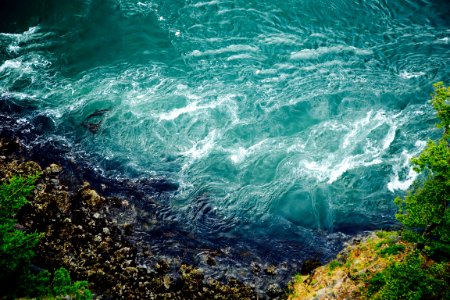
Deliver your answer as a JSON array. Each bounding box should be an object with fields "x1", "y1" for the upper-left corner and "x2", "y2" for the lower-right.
[
  {"x1": 0, "y1": 137, "x2": 265, "y2": 299},
  {"x1": 288, "y1": 231, "x2": 416, "y2": 299}
]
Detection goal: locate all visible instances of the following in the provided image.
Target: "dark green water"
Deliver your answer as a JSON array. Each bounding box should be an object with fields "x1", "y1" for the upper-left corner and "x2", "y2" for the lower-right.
[{"x1": 1, "y1": 0, "x2": 450, "y2": 289}]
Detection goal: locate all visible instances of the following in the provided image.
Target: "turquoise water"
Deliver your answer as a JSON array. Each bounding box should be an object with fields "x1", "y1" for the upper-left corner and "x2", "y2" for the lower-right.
[{"x1": 1, "y1": 0, "x2": 450, "y2": 266}]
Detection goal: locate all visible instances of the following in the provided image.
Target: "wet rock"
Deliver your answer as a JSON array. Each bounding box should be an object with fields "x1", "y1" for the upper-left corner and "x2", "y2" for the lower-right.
[
  {"x1": 163, "y1": 275, "x2": 171, "y2": 290},
  {"x1": 264, "y1": 265, "x2": 277, "y2": 276},
  {"x1": 251, "y1": 262, "x2": 261, "y2": 274},
  {"x1": 123, "y1": 222, "x2": 133, "y2": 235},
  {"x1": 0, "y1": 137, "x2": 260, "y2": 299},
  {"x1": 206, "y1": 256, "x2": 216, "y2": 266},
  {"x1": 124, "y1": 267, "x2": 138, "y2": 277},
  {"x1": 267, "y1": 283, "x2": 284, "y2": 298},
  {"x1": 79, "y1": 182, "x2": 104, "y2": 209},
  {"x1": 45, "y1": 163, "x2": 62, "y2": 174},
  {"x1": 155, "y1": 260, "x2": 169, "y2": 274},
  {"x1": 301, "y1": 259, "x2": 323, "y2": 275},
  {"x1": 180, "y1": 264, "x2": 204, "y2": 283}
]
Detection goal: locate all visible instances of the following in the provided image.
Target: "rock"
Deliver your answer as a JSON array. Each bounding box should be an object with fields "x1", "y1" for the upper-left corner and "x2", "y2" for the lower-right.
[
  {"x1": 0, "y1": 137, "x2": 260, "y2": 299},
  {"x1": 80, "y1": 183, "x2": 104, "y2": 209},
  {"x1": 206, "y1": 256, "x2": 216, "y2": 266},
  {"x1": 155, "y1": 260, "x2": 169, "y2": 274},
  {"x1": 46, "y1": 163, "x2": 62, "y2": 174},
  {"x1": 301, "y1": 259, "x2": 323, "y2": 275},
  {"x1": 50, "y1": 178, "x2": 60, "y2": 186},
  {"x1": 267, "y1": 283, "x2": 284, "y2": 298},
  {"x1": 124, "y1": 267, "x2": 138, "y2": 277},
  {"x1": 264, "y1": 265, "x2": 277, "y2": 276},
  {"x1": 17, "y1": 161, "x2": 42, "y2": 175},
  {"x1": 163, "y1": 275, "x2": 171, "y2": 290},
  {"x1": 180, "y1": 264, "x2": 204, "y2": 283},
  {"x1": 251, "y1": 262, "x2": 261, "y2": 274},
  {"x1": 123, "y1": 223, "x2": 133, "y2": 235}
]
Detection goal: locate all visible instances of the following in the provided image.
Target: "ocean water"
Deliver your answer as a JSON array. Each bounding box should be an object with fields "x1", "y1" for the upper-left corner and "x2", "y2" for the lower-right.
[{"x1": 1, "y1": 0, "x2": 450, "y2": 289}]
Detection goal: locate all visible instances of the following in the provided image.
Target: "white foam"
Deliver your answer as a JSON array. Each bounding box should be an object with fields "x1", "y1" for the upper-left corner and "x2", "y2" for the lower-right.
[
  {"x1": 262, "y1": 35, "x2": 299, "y2": 45},
  {"x1": 228, "y1": 139, "x2": 266, "y2": 164},
  {"x1": 399, "y1": 71, "x2": 425, "y2": 79},
  {"x1": 290, "y1": 46, "x2": 372, "y2": 60},
  {"x1": 382, "y1": 125, "x2": 397, "y2": 150},
  {"x1": 1, "y1": 91, "x2": 36, "y2": 100},
  {"x1": 229, "y1": 147, "x2": 248, "y2": 164},
  {"x1": 7, "y1": 45, "x2": 20, "y2": 54},
  {"x1": 342, "y1": 111, "x2": 372, "y2": 149},
  {"x1": 293, "y1": 110, "x2": 399, "y2": 184},
  {"x1": 300, "y1": 60, "x2": 347, "y2": 71},
  {"x1": 188, "y1": 45, "x2": 259, "y2": 57},
  {"x1": 387, "y1": 141, "x2": 426, "y2": 192},
  {"x1": 191, "y1": 0, "x2": 219, "y2": 8},
  {"x1": 158, "y1": 94, "x2": 238, "y2": 122},
  {"x1": 0, "y1": 26, "x2": 39, "y2": 39},
  {"x1": 181, "y1": 130, "x2": 218, "y2": 171},
  {"x1": 435, "y1": 37, "x2": 449, "y2": 44},
  {"x1": 255, "y1": 68, "x2": 278, "y2": 75},
  {"x1": 227, "y1": 53, "x2": 254, "y2": 61},
  {"x1": 159, "y1": 101, "x2": 210, "y2": 120},
  {"x1": 301, "y1": 154, "x2": 383, "y2": 184},
  {"x1": 0, "y1": 60, "x2": 22, "y2": 73}
]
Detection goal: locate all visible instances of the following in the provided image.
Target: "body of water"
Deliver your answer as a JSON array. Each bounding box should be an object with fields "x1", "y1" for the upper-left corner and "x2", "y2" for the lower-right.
[{"x1": 1, "y1": 0, "x2": 449, "y2": 292}]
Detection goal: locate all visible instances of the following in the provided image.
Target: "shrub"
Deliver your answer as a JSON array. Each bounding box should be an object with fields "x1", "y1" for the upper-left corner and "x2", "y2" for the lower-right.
[
  {"x1": 53, "y1": 267, "x2": 92, "y2": 300},
  {"x1": 368, "y1": 252, "x2": 449, "y2": 300},
  {"x1": 378, "y1": 244, "x2": 405, "y2": 256},
  {"x1": 328, "y1": 259, "x2": 341, "y2": 271},
  {"x1": 0, "y1": 174, "x2": 92, "y2": 299},
  {"x1": 0, "y1": 174, "x2": 43, "y2": 297},
  {"x1": 394, "y1": 82, "x2": 450, "y2": 259},
  {"x1": 368, "y1": 83, "x2": 450, "y2": 299}
]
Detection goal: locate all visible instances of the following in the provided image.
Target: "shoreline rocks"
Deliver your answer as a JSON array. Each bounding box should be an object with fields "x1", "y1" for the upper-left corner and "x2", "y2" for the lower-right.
[{"x1": 0, "y1": 138, "x2": 259, "y2": 299}]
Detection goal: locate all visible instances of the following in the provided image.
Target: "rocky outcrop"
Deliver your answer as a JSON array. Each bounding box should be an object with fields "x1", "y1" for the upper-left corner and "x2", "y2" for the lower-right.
[
  {"x1": 288, "y1": 232, "x2": 414, "y2": 300},
  {"x1": 0, "y1": 138, "x2": 257, "y2": 299}
]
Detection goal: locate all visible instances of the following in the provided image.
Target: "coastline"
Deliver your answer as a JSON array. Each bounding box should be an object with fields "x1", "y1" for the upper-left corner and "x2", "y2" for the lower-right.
[
  {"x1": 0, "y1": 137, "x2": 260, "y2": 299},
  {"x1": 1, "y1": 122, "x2": 416, "y2": 300},
  {"x1": 0, "y1": 103, "x2": 352, "y2": 299},
  {"x1": 288, "y1": 232, "x2": 414, "y2": 299}
]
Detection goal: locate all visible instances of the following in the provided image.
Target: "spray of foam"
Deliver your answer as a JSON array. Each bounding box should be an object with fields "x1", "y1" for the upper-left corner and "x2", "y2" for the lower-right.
[{"x1": 387, "y1": 141, "x2": 426, "y2": 192}]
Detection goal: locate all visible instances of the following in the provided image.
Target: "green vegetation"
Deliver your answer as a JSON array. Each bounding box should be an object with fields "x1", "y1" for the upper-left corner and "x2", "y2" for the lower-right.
[
  {"x1": 52, "y1": 267, "x2": 92, "y2": 300},
  {"x1": 367, "y1": 252, "x2": 449, "y2": 300},
  {"x1": 368, "y1": 82, "x2": 450, "y2": 299},
  {"x1": 394, "y1": 82, "x2": 450, "y2": 257},
  {"x1": 378, "y1": 244, "x2": 405, "y2": 256},
  {"x1": 0, "y1": 175, "x2": 92, "y2": 299},
  {"x1": 328, "y1": 259, "x2": 341, "y2": 271}
]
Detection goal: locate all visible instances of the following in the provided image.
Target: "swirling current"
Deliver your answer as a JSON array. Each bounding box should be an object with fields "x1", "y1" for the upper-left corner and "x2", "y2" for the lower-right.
[{"x1": 1, "y1": 0, "x2": 450, "y2": 294}]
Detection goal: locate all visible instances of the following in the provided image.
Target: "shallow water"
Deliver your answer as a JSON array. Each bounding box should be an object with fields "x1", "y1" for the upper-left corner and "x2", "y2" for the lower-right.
[{"x1": 1, "y1": 0, "x2": 450, "y2": 291}]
